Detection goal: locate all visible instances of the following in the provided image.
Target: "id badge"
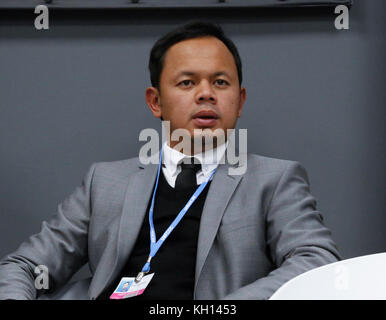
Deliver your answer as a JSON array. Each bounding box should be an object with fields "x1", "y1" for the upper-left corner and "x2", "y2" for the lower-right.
[{"x1": 109, "y1": 273, "x2": 155, "y2": 299}]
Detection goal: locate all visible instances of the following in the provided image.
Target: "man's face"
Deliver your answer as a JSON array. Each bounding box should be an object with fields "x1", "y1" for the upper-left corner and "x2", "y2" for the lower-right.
[{"x1": 146, "y1": 36, "x2": 246, "y2": 148}]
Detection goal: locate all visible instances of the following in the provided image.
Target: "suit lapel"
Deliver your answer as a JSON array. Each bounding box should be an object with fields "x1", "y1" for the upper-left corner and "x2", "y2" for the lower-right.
[
  {"x1": 194, "y1": 162, "x2": 244, "y2": 291},
  {"x1": 90, "y1": 161, "x2": 158, "y2": 299}
]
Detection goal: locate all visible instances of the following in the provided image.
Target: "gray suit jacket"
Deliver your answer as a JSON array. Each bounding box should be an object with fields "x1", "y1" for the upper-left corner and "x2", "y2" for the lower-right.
[{"x1": 0, "y1": 154, "x2": 341, "y2": 300}]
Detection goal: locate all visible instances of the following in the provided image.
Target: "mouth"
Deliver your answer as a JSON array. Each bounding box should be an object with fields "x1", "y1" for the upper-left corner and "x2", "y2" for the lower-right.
[{"x1": 192, "y1": 110, "x2": 219, "y2": 127}]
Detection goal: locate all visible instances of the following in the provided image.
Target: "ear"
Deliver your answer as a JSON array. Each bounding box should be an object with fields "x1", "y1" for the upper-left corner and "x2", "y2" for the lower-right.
[
  {"x1": 145, "y1": 87, "x2": 162, "y2": 118},
  {"x1": 237, "y1": 87, "x2": 246, "y2": 118}
]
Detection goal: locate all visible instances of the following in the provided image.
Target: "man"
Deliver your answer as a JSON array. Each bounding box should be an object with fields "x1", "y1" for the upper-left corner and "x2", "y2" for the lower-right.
[
  {"x1": 0, "y1": 21, "x2": 340, "y2": 300},
  {"x1": 119, "y1": 282, "x2": 131, "y2": 293}
]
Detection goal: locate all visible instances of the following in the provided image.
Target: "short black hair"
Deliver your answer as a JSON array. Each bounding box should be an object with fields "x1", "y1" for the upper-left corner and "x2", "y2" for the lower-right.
[{"x1": 149, "y1": 21, "x2": 243, "y2": 91}]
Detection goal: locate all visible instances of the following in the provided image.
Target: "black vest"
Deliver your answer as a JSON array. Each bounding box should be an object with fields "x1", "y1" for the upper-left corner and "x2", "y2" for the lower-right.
[{"x1": 98, "y1": 170, "x2": 211, "y2": 300}]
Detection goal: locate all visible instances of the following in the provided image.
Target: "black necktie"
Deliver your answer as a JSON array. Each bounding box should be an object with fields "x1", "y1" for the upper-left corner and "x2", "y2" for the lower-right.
[{"x1": 175, "y1": 160, "x2": 202, "y2": 190}]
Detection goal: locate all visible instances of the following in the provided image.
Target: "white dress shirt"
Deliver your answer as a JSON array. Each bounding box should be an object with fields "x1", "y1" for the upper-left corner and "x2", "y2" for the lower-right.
[{"x1": 161, "y1": 142, "x2": 227, "y2": 188}]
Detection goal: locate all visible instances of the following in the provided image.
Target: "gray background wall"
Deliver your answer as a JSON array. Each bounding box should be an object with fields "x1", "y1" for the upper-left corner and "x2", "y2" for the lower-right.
[{"x1": 0, "y1": 1, "x2": 385, "y2": 281}]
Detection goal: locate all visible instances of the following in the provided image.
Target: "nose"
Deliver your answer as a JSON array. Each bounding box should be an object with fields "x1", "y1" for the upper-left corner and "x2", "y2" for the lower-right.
[{"x1": 195, "y1": 80, "x2": 216, "y2": 104}]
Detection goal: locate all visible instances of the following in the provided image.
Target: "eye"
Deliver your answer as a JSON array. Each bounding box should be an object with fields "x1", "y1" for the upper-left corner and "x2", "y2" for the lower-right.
[
  {"x1": 178, "y1": 79, "x2": 194, "y2": 87},
  {"x1": 215, "y1": 79, "x2": 229, "y2": 86}
]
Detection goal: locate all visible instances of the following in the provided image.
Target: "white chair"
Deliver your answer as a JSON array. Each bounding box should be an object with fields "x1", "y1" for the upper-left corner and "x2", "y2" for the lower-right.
[{"x1": 270, "y1": 252, "x2": 386, "y2": 300}]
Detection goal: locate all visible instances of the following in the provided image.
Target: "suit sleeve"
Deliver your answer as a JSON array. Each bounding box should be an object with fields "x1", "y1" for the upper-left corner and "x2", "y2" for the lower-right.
[
  {"x1": 0, "y1": 163, "x2": 97, "y2": 300},
  {"x1": 222, "y1": 161, "x2": 342, "y2": 300}
]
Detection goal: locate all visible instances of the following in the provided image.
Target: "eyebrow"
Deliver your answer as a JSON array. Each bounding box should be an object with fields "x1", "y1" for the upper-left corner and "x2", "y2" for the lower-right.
[{"x1": 176, "y1": 71, "x2": 231, "y2": 79}]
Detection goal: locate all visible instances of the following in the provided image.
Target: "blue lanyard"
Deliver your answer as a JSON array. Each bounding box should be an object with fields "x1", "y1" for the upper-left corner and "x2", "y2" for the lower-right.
[{"x1": 135, "y1": 145, "x2": 216, "y2": 282}]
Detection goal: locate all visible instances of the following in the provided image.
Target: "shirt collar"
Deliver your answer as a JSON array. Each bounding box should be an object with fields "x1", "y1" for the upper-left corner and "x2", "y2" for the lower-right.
[{"x1": 162, "y1": 141, "x2": 227, "y2": 177}]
